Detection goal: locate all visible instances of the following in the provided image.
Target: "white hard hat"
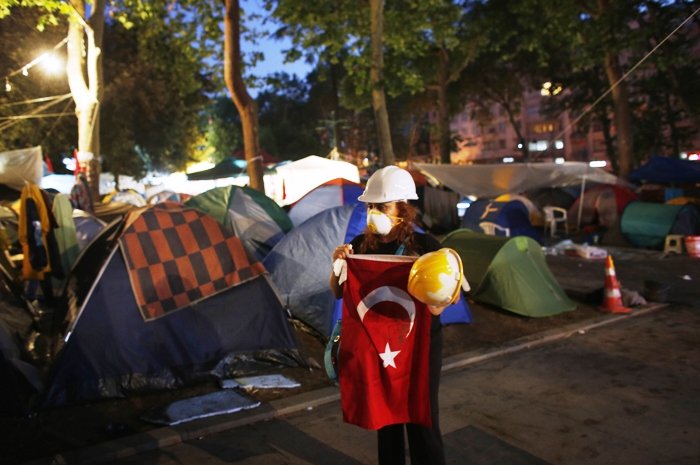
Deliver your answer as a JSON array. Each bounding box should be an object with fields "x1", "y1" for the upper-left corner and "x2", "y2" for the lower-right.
[{"x1": 358, "y1": 166, "x2": 418, "y2": 203}]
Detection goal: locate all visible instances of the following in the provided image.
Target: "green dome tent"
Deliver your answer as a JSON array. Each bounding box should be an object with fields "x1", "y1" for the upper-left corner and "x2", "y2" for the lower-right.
[
  {"x1": 442, "y1": 229, "x2": 576, "y2": 317},
  {"x1": 185, "y1": 185, "x2": 293, "y2": 261}
]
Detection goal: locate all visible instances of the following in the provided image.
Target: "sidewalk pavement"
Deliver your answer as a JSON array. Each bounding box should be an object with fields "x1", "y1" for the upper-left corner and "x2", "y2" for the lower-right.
[{"x1": 25, "y1": 302, "x2": 667, "y2": 465}]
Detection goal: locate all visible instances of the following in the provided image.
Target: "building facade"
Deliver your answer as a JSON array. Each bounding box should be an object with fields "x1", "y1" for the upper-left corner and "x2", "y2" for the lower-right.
[{"x1": 449, "y1": 88, "x2": 614, "y2": 167}]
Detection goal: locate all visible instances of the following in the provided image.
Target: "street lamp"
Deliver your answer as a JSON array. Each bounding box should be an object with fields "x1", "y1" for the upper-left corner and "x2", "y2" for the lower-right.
[
  {"x1": 3, "y1": 37, "x2": 68, "y2": 92},
  {"x1": 38, "y1": 52, "x2": 65, "y2": 76}
]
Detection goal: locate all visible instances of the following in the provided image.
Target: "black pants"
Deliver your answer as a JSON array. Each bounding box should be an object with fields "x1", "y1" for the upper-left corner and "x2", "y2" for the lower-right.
[{"x1": 377, "y1": 317, "x2": 445, "y2": 465}]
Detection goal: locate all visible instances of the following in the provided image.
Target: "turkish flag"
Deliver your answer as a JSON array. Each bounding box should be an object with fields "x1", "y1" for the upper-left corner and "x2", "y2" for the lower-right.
[{"x1": 339, "y1": 254, "x2": 432, "y2": 430}]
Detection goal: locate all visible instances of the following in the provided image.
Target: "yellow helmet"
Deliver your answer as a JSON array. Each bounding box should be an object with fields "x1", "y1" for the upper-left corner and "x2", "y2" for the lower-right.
[{"x1": 407, "y1": 248, "x2": 464, "y2": 307}]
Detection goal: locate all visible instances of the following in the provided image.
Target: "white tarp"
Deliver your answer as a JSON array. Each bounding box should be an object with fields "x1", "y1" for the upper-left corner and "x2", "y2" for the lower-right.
[
  {"x1": 273, "y1": 155, "x2": 361, "y2": 205},
  {"x1": 414, "y1": 162, "x2": 626, "y2": 198},
  {"x1": 0, "y1": 146, "x2": 43, "y2": 190}
]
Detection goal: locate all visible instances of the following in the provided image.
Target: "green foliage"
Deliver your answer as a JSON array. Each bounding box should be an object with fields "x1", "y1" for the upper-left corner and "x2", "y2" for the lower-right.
[
  {"x1": 257, "y1": 72, "x2": 326, "y2": 159},
  {"x1": 99, "y1": 10, "x2": 211, "y2": 178},
  {"x1": 204, "y1": 97, "x2": 242, "y2": 162},
  {"x1": 3, "y1": 0, "x2": 698, "y2": 175},
  {"x1": 0, "y1": 1, "x2": 73, "y2": 30},
  {"x1": 265, "y1": 0, "x2": 446, "y2": 108}
]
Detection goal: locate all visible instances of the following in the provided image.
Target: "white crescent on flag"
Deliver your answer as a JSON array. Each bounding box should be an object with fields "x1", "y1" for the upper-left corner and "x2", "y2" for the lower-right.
[{"x1": 356, "y1": 286, "x2": 416, "y2": 336}]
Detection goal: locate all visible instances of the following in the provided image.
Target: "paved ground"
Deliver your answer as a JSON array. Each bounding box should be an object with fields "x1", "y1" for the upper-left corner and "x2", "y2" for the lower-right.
[
  {"x1": 7, "y1": 245, "x2": 700, "y2": 465},
  {"x1": 51, "y1": 304, "x2": 699, "y2": 465}
]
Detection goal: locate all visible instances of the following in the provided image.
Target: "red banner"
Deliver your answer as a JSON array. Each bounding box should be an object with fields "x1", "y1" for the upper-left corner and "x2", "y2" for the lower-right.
[{"x1": 339, "y1": 255, "x2": 432, "y2": 430}]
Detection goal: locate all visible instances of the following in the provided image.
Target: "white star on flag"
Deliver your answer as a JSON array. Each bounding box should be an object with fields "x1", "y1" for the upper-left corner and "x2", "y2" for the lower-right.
[{"x1": 379, "y1": 342, "x2": 401, "y2": 368}]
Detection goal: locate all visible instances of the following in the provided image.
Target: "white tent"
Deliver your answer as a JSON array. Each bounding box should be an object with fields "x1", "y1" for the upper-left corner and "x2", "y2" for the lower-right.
[
  {"x1": 414, "y1": 162, "x2": 625, "y2": 199},
  {"x1": 415, "y1": 162, "x2": 630, "y2": 230},
  {"x1": 273, "y1": 155, "x2": 361, "y2": 205},
  {"x1": 0, "y1": 146, "x2": 42, "y2": 190}
]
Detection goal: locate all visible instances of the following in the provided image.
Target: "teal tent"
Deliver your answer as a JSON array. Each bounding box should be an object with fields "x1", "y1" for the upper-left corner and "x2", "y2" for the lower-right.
[
  {"x1": 442, "y1": 229, "x2": 576, "y2": 317},
  {"x1": 620, "y1": 201, "x2": 700, "y2": 249}
]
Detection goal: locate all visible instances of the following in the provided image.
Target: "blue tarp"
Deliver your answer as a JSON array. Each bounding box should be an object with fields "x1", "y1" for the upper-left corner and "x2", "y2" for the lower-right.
[{"x1": 628, "y1": 156, "x2": 700, "y2": 184}]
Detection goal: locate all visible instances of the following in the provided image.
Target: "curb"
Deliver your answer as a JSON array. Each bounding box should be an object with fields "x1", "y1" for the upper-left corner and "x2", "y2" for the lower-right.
[{"x1": 25, "y1": 303, "x2": 665, "y2": 465}]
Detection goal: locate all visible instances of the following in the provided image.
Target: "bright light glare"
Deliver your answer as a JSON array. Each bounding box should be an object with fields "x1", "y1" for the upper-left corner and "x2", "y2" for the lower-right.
[
  {"x1": 39, "y1": 53, "x2": 64, "y2": 75},
  {"x1": 554, "y1": 140, "x2": 564, "y2": 149},
  {"x1": 555, "y1": 157, "x2": 565, "y2": 164},
  {"x1": 456, "y1": 195, "x2": 477, "y2": 217},
  {"x1": 688, "y1": 153, "x2": 699, "y2": 161},
  {"x1": 589, "y1": 160, "x2": 607, "y2": 168},
  {"x1": 187, "y1": 161, "x2": 215, "y2": 173},
  {"x1": 456, "y1": 200, "x2": 471, "y2": 217},
  {"x1": 502, "y1": 157, "x2": 514, "y2": 163},
  {"x1": 540, "y1": 81, "x2": 562, "y2": 96},
  {"x1": 62, "y1": 157, "x2": 76, "y2": 171}
]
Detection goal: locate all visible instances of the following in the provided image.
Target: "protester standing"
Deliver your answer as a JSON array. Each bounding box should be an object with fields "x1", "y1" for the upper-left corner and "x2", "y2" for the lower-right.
[{"x1": 330, "y1": 165, "x2": 448, "y2": 465}]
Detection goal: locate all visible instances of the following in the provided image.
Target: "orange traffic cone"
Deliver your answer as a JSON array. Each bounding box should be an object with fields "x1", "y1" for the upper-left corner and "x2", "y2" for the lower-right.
[{"x1": 600, "y1": 255, "x2": 631, "y2": 314}]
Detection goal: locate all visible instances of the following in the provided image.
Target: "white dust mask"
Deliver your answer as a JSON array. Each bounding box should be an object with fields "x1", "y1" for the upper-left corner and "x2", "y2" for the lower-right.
[{"x1": 367, "y1": 209, "x2": 397, "y2": 235}]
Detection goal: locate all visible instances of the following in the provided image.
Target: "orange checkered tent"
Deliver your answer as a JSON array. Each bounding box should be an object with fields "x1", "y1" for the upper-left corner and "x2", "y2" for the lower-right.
[
  {"x1": 119, "y1": 203, "x2": 266, "y2": 321},
  {"x1": 43, "y1": 203, "x2": 302, "y2": 406}
]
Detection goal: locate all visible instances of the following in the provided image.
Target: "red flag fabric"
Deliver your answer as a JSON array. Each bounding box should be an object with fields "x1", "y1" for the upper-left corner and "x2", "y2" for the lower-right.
[
  {"x1": 339, "y1": 254, "x2": 432, "y2": 430},
  {"x1": 44, "y1": 154, "x2": 54, "y2": 173},
  {"x1": 73, "y1": 148, "x2": 81, "y2": 174}
]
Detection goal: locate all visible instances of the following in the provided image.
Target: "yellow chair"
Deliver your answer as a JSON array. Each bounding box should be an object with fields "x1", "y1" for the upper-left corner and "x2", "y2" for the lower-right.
[
  {"x1": 543, "y1": 206, "x2": 568, "y2": 237},
  {"x1": 479, "y1": 221, "x2": 510, "y2": 237},
  {"x1": 663, "y1": 234, "x2": 684, "y2": 254}
]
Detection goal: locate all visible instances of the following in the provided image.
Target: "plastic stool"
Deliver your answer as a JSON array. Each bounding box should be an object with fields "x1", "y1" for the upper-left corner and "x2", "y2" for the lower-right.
[{"x1": 664, "y1": 234, "x2": 684, "y2": 254}]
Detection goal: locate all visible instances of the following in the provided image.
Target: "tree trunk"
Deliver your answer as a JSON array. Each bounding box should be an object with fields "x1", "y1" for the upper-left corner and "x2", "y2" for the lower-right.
[
  {"x1": 66, "y1": 0, "x2": 104, "y2": 200},
  {"x1": 598, "y1": 109, "x2": 617, "y2": 173},
  {"x1": 603, "y1": 51, "x2": 634, "y2": 177},
  {"x1": 594, "y1": 0, "x2": 633, "y2": 177},
  {"x1": 369, "y1": 0, "x2": 395, "y2": 166},
  {"x1": 223, "y1": 0, "x2": 264, "y2": 192},
  {"x1": 664, "y1": 91, "x2": 680, "y2": 158}
]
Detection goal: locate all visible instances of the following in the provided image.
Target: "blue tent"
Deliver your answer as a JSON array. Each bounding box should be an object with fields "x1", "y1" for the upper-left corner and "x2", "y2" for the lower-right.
[
  {"x1": 264, "y1": 203, "x2": 471, "y2": 338},
  {"x1": 43, "y1": 204, "x2": 302, "y2": 406},
  {"x1": 462, "y1": 199, "x2": 542, "y2": 243}
]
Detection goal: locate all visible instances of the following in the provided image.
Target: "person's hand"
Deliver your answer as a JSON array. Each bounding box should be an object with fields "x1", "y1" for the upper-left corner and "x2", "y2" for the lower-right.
[
  {"x1": 332, "y1": 244, "x2": 353, "y2": 262},
  {"x1": 427, "y1": 304, "x2": 447, "y2": 316},
  {"x1": 427, "y1": 292, "x2": 460, "y2": 316}
]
